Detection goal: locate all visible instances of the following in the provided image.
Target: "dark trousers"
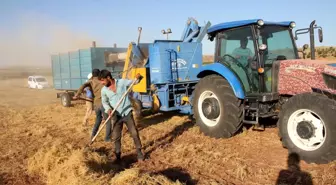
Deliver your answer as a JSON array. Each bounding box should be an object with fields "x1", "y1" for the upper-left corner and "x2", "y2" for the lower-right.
[
  {"x1": 91, "y1": 104, "x2": 112, "y2": 141},
  {"x1": 111, "y1": 111, "x2": 142, "y2": 153}
]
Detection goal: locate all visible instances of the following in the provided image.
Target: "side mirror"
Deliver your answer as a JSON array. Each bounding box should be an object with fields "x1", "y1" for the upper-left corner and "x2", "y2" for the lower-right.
[{"x1": 318, "y1": 29, "x2": 323, "y2": 43}]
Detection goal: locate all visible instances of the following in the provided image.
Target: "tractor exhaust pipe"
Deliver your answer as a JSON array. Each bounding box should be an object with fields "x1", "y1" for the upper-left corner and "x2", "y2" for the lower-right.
[
  {"x1": 294, "y1": 20, "x2": 323, "y2": 60},
  {"x1": 309, "y1": 21, "x2": 316, "y2": 60}
]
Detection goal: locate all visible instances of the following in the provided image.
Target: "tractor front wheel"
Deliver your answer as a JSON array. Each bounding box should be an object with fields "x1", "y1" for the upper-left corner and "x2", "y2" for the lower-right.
[
  {"x1": 278, "y1": 92, "x2": 336, "y2": 164},
  {"x1": 193, "y1": 75, "x2": 244, "y2": 138}
]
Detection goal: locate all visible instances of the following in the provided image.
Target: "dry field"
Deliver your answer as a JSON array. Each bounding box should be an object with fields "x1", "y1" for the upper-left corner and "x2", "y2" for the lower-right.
[{"x1": 0, "y1": 69, "x2": 335, "y2": 185}]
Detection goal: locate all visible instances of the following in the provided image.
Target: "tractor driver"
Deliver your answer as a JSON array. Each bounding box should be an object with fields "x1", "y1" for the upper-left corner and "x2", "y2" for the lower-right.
[
  {"x1": 231, "y1": 37, "x2": 259, "y2": 91},
  {"x1": 232, "y1": 37, "x2": 255, "y2": 69}
]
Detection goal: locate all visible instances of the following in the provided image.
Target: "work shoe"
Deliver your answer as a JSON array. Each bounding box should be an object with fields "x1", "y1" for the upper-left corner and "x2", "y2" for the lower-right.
[{"x1": 137, "y1": 149, "x2": 145, "y2": 161}]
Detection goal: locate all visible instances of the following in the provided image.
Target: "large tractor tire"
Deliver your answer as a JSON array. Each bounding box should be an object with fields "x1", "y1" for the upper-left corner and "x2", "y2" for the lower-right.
[
  {"x1": 278, "y1": 92, "x2": 336, "y2": 164},
  {"x1": 193, "y1": 74, "x2": 244, "y2": 138}
]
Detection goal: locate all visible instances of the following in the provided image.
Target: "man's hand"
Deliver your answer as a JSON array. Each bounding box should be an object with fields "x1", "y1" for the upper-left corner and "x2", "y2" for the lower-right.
[
  {"x1": 107, "y1": 109, "x2": 112, "y2": 116},
  {"x1": 135, "y1": 73, "x2": 143, "y2": 83},
  {"x1": 135, "y1": 73, "x2": 142, "y2": 80},
  {"x1": 73, "y1": 95, "x2": 78, "y2": 100}
]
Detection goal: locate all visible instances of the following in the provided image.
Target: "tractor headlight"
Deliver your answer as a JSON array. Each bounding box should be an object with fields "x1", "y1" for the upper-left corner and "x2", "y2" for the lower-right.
[
  {"x1": 290, "y1": 21, "x2": 296, "y2": 28},
  {"x1": 257, "y1": 19, "x2": 264, "y2": 26}
]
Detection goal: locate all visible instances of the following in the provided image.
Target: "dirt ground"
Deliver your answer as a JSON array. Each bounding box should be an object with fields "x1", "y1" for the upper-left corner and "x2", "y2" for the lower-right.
[{"x1": 0, "y1": 75, "x2": 335, "y2": 185}]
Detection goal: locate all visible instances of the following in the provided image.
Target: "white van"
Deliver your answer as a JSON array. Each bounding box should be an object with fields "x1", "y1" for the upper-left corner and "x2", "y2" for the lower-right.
[{"x1": 28, "y1": 76, "x2": 49, "y2": 89}]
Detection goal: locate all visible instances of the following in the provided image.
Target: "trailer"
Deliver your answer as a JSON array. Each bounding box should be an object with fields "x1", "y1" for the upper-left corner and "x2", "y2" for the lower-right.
[{"x1": 51, "y1": 43, "x2": 127, "y2": 107}]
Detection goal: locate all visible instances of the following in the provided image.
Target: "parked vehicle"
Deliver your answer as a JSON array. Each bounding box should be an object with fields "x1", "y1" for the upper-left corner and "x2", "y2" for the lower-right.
[{"x1": 28, "y1": 75, "x2": 49, "y2": 89}]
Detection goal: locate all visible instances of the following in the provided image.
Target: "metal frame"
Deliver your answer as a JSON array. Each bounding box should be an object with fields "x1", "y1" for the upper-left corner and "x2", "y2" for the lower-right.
[{"x1": 294, "y1": 20, "x2": 323, "y2": 60}]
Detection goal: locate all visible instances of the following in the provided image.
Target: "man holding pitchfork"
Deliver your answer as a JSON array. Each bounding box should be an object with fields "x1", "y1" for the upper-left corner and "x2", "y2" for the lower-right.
[{"x1": 98, "y1": 69, "x2": 144, "y2": 162}]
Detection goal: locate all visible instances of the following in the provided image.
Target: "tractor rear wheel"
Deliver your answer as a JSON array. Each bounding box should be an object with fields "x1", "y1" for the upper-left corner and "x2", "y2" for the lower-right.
[
  {"x1": 193, "y1": 75, "x2": 244, "y2": 138},
  {"x1": 278, "y1": 92, "x2": 336, "y2": 164}
]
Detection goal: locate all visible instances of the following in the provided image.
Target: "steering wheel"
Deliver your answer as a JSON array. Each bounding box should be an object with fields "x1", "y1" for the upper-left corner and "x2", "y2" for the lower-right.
[
  {"x1": 220, "y1": 54, "x2": 247, "y2": 69},
  {"x1": 219, "y1": 54, "x2": 258, "y2": 92}
]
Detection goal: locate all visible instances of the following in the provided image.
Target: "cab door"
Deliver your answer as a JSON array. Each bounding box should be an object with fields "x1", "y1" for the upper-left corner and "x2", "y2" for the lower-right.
[
  {"x1": 215, "y1": 25, "x2": 259, "y2": 94},
  {"x1": 255, "y1": 25, "x2": 299, "y2": 93}
]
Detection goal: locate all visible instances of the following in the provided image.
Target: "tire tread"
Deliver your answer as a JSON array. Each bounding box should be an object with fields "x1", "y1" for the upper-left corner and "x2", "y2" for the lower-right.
[{"x1": 193, "y1": 74, "x2": 244, "y2": 138}]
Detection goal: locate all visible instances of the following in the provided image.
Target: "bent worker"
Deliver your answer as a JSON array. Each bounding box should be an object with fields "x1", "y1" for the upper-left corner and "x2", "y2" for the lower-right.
[
  {"x1": 99, "y1": 69, "x2": 144, "y2": 161},
  {"x1": 73, "y1": 69, "x2": 112, "y2": 142},
  {"x1": 82, "y1": 73, "x2": 94, "y2": 126}
]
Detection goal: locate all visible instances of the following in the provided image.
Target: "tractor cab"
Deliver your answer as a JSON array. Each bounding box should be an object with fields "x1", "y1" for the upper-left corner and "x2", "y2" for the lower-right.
[
  {"x1": 207, "y1": 19, "x2": 323, "y2": 96},
  {"x1": 207, "y1": 19, "x2": 299, "y2": 95}
]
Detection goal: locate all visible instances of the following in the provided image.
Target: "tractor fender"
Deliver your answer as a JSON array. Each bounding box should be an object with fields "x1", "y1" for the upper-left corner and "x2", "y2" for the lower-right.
[{"x1": 196, "y1": 63, "x2": 245, "y2": 99}]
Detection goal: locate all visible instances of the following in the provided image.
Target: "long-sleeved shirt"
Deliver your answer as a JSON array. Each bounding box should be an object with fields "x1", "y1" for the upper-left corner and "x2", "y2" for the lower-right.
[
  {"x1": 76, "y1": 77, "x2": 104, "y2": 109},
  {"x1": 101, "y1": 79, "x2": 138, "y2": 117}
]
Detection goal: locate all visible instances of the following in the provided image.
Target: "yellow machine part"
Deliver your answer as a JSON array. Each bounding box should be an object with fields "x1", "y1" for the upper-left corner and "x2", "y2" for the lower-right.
[
  {"x1": 130, "y1": 67, "x2": 147, "y2": 93},
  {"x1": 182, "y1": 96, "x2": 189, "y2": 104},
  {"x1": 122, "y1": 42, "x2": 133, "y2": 79},
  {"x1": 121, "y1": 42, "x2": 147, "y2": 93},
  {"x1": 151, "y1": 94, "x2": 160, "y2": 113}
]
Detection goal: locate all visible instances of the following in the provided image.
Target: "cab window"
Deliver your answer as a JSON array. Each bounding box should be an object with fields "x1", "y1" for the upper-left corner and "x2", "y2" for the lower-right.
[
  {"x1": 216, "y1": 26, "x2": 259, "y2": 93},
  {"x1": 258, "y1": 25, "x2": 297, "y2": 62},
  {"x1": 257, "y1": 25, "x2": 298, "y2": 92},
  {"x1": 35, "y1": 77, "x2": 46, "y2": 82}
]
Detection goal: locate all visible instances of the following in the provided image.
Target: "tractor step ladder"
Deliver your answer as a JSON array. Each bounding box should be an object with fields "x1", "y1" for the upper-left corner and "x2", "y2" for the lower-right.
[
  {"x1": 167, "y1": 49, "x2": 178, "y2": 82},
  {"x1": 243, "y1": 106, "x2": 259, "y2": 124},
  {"x1": 243, "y1": 105, "x2": 265, "y2": 131},
  {"x1": 168, "y1": 84, "x2": 176, "y2": 107}
]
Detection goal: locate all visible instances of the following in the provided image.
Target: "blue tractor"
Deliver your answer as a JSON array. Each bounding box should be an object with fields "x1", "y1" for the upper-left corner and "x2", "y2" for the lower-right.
[{"x1": 123, "y1": 18, "x2": 336, "y2": 164}]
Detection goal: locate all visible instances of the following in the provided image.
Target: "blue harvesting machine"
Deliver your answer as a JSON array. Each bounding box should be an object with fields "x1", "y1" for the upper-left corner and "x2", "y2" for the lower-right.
[{"x1": 123, "y1": 18, "x2": 211, "y2": 114}]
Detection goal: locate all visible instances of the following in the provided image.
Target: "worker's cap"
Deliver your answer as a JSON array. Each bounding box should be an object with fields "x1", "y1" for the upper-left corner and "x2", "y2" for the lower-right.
[{"x1": 87, "y1": 73, "x2": 93, "y2": 79}]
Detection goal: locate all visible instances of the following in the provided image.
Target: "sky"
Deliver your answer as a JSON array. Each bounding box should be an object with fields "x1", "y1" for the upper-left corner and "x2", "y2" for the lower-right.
[{"x1": 0, "y1": 0, "x2": 335, "y2": 67}]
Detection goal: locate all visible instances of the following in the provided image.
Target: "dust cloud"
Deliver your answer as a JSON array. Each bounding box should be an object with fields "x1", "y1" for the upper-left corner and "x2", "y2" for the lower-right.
[{"x1": 0, "y1": 12, "x2": 96, "y2": 68}]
